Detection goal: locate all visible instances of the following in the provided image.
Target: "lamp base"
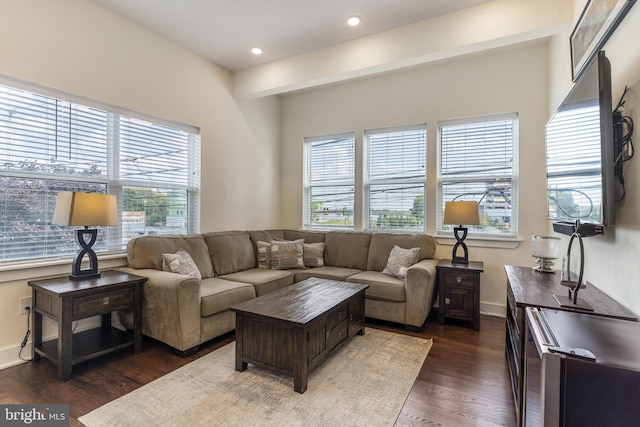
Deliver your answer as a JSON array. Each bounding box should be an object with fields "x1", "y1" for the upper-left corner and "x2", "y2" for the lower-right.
[
  {"x1": 553, "y1": 294, "x2": 594, "y2": 311},
  {"x1": 69, "y1": 272, "x2": 101, "y2": 281},
  {"x1": 451, "y1": 226, "x2": 469, "y2": 264},
  {"x1": 70, "y1": 227, "x2": 100, "y2": 281}
]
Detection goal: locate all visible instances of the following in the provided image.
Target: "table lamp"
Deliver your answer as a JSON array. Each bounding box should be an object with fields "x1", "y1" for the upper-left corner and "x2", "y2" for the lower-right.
[
  {"x1": 53, "y1": 191, "x2": 118, "y2": 280},
  {"x1": 443, "y1": 200, "x2": 480, "y2": 264}
]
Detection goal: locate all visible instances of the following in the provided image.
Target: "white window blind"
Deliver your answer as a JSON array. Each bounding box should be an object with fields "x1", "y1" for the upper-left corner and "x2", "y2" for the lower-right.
[
  {"x1": 0, "y1": 80, "x2": 200, "y2": 263},
  {"x1": 438, "y1": 113, "x2": 517, "y2": 237},
  {"x1": 365, "y1": 125, "x2": 426, "y2": 232},
  {"x1": 304, "y1": 133, "x2": 355, "y2": 229},
  {"x1": 546, "y1": 104, "x2": 601, "y2": 222}
]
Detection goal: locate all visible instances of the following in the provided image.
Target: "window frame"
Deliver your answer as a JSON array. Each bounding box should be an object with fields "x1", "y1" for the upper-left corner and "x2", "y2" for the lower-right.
[
  {"x1": 436, "y1": 113, "x2": 518, "y2": 239},
  {"x1": 0, "y1": 76, "x2": 200, "y2": 265},
  {"x1": 363, "y1": 124, "x2": 427, "y2": 233},
  {"x1": 303, "y1": 132, "x2": 356, "y2": 230}
]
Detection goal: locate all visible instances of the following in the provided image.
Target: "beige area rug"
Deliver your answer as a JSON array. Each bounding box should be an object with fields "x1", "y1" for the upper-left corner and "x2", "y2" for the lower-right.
[{"x1": 79, "y1": 328, "x2": 432, "y2": 427}]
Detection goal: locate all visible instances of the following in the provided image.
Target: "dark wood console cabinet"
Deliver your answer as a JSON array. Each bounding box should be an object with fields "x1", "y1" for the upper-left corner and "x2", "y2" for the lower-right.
[{"x1": 504, "y1": 265, "x2": 637, "y2": 426}]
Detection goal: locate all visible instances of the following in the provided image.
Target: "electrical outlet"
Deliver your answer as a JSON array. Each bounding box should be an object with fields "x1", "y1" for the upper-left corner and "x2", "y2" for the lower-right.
[{"x1": 19, "y1": 296, "x2": 32, "y2": 315}]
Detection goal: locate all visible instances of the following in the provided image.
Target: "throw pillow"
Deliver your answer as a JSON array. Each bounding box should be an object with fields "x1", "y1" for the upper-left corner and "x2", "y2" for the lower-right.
[
  {"x1": 303, "y1": 242, "x2": 325, "y2": 267},
  {"x1": 382, "y1": 245, "x2": 420, "y2": 280},
  {"x1": 270, "y1": 239, "x2": 305, "y2": 270},
  {"x1": 162, "y1": 248, "x2": 202, "y2": 279},
  {"x1": 256, "y1": 240, "x2": 272, "y2": 269}
]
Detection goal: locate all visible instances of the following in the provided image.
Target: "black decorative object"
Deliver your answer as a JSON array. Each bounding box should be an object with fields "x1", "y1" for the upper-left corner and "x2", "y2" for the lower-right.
[{"x1": 554, "y1": 220, "x2": 594, "y2": 311}]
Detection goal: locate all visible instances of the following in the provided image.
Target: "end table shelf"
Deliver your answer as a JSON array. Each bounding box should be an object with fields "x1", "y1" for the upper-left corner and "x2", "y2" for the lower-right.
[
  {"x1": 37, "y1": 328, "x2": 137, "y2": 366},
  {"x1": 28, "y1": 270, "x2": 147, "y2": 381}
]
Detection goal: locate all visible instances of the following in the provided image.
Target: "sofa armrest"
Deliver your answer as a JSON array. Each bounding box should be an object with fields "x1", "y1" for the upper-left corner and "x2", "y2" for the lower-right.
[
  {"x1": 116, "y1": 267, "x2": 201, "y2": 352},
  {"x1": 404, "y1": 259, "x2": 439, "y2": 327}
]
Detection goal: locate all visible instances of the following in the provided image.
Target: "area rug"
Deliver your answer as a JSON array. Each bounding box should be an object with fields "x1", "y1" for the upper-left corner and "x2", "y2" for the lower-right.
[{"x1": 79, "y1": 328, "x2": 432, "y2": 427}]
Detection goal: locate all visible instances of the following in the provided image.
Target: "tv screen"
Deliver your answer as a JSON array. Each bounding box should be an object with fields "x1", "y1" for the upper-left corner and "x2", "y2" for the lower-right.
[{"x1": 545, "y1": 51, "x2": 615, "y2": 230}]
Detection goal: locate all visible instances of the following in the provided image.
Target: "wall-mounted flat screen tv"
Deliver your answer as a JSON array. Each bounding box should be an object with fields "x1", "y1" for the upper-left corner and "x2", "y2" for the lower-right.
[{"x1": 545, "y1": 51, "x2": 615, "y2": 232}]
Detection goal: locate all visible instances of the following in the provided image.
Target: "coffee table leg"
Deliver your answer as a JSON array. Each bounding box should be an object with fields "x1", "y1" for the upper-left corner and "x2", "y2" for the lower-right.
[
  {"x1": 293, "y1": 328, "x2": 309, "y2": 393},
  {"x1": 235, "y1": 314, "x2": 247, "y2": 371}
]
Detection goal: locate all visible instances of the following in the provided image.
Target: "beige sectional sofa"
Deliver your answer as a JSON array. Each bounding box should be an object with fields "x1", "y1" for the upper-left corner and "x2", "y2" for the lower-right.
[{"x1": 119, "y1": 229, "x2": 438, "y2": 354}]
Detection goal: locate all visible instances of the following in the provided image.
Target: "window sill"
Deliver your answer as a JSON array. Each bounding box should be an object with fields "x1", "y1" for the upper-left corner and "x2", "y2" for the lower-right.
[
  {"x1": 435, "y1": 235, "x2": 521, "y2": 249},
  {"x1": 0, "y1": 252, "x2": 128, "y2": 284}
]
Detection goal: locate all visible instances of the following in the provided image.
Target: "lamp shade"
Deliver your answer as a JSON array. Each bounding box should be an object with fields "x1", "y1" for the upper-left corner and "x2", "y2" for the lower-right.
[
  {"x1": 52, "y1": 192, "x2": 118, "y2": 226},
  {"x1": 443, "y1": 201, "x2": 480, "y2": 226}
]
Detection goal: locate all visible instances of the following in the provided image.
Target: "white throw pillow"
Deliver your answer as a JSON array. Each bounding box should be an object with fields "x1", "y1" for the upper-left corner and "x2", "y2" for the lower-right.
[
  {"x1": 382, "y1": 245, "x2": 420, "y2": 279},
  {"x1": 162, "y1": 248, "x2": 202, "y2": 279}
]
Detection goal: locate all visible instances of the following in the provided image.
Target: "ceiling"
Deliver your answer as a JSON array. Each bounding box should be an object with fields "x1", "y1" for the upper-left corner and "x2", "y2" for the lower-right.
[{"x1": 90, "y1": 0, "x2": 493, "y2": 72}]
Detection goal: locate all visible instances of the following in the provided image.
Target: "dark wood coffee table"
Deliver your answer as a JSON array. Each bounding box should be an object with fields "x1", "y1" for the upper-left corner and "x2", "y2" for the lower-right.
[{"x1": 231, "y1": 277, "x2": 368, "y2": 393}]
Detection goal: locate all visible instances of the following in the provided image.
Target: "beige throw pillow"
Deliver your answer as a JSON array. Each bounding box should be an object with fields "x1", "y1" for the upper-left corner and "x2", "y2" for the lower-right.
[
  {"x1": 382, "y1": 245, "x2": 420, "y2": 279},
  {"x1": 303, "y1": 242, "x2": 325, "y2": 267},
  {"x1": 256, "y1": 240, "x2": 272, "y2": 269},
  {"x1": 162, "y1": 248, "x2": 202, "y2": 279},
  {"x1": 270, "y1": 239, "x2": 305, "y2": 270}
]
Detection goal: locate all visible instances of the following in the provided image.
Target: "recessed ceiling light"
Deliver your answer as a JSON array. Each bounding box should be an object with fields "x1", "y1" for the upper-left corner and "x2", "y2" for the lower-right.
[
  {"x1": 251, "y1": 47, "x2": 263, "y2": 55},
  {"x1": 347, "y1": 16, "x2": 361, "y2": 26}
]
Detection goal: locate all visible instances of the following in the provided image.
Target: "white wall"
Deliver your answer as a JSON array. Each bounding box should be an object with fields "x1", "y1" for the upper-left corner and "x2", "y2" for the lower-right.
[
  {"x1": 280, "y1": 42, "x2": 551, "y2": 317},
  {"x1": 546, "y1": 1, "x2": 640, "y2": 315},
  {"x1": 0, "y1": 0, "x2": 280, "y2": 368}
]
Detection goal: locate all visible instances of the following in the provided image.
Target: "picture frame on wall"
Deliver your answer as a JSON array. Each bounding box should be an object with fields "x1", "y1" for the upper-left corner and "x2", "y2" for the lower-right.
[{"x1": 570, "y1": 0, "x2": 636, "y2": 82}]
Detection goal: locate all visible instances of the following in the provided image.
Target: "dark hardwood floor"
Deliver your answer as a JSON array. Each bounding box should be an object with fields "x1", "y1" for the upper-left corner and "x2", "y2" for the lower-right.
[{"x1": 1, "y1": 314, "x2": 516, "y2": 426}]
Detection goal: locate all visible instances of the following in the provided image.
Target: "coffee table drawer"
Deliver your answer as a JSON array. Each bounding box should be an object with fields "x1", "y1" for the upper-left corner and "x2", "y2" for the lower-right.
[
  {"x1": 329, "y1": 319, "x2": 348, "y2": 350},
  {"x1": 328, "y1": 304, "x2": 348, "y2": 328}
]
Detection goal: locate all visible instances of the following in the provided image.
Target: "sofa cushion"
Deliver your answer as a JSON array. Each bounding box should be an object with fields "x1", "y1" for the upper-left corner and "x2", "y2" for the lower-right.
[
  {"x1": 127, "y1": 234, "x2": 215, "y2": 278},
  {"x1": 382, "y1": 245, "x2": 420, "y2": 279},
  {"x1": 347, "y1": 271, "x2": 406, "y2": 302},
  {"x1": 324, "y1": 231, "x2": 371, "y2": 270},
  {"x1": 270, "y1": 239, "x2": 305, "y2": 270},
  {"x1": 219, "y1": 268, "x2": 294, "y2": 296},
  {"x1": 203, "y1": 231, "x2": 257, "y2": 276},
  {"x1": 248, "y1": 229, "x2": 285, "y2": 254},
  {"x1": 200, "y1": 278, "x2": 256, "y2": 317},
  {"x1": 367, "y1": 233, "x2": 437, "y2": 272},
  {"x1": 303, "y1": 242, "x2": 325, "y2": 267},
  {"x1": 283, "y1": 229, "x2": 326, "y2": 243},
  {"x1": 162, "y1": 248, "x2": 202, "y2": 279},
  {"x1": 294, "y1": 266, "x2": 362, "y2": 282}
]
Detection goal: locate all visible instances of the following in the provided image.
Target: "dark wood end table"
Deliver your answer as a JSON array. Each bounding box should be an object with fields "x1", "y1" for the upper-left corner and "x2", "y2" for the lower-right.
[
  {"x1": 28, "y1": 270, "x2": 147, "y2": 381},
  {"x1": 437, "y1": 259, "x2": 484, "y2": 330}
]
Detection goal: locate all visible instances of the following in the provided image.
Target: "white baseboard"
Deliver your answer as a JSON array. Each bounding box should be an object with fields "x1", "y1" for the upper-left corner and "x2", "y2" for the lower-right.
[
  {"x1": 433, "y1": 300, "x2": 506, "y2": 318},
  {"x1": 480, "y1": 301, "x2": 506, "y2": 318}
]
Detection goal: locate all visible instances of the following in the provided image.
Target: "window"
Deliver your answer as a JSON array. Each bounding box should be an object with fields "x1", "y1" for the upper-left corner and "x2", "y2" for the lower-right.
[
  {"x1": 438, "y1": 113, "x2": 517, "y2": 238},
  {"x1": 546, "y1": 104, "x2": 602, "y2": 222},
  {"x1": 0, "y1": 80, "x2": 200, "y2": 263},
  {"x1": 364, "y1": 125, "x2": 426, "y2": 232},
  {"x1": 304, "y1": 133, "x2": 355, "y2": 229}
]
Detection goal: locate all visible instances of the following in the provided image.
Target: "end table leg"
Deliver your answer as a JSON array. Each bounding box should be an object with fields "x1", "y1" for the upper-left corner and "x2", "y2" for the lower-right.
[
  {"x1": 32, "y1": 290, "x2": 42, "y2": 362},
  {"x1": 58, "y1": 297, "x2": 73, "y2": 381},
  {"x1": 133, "y1": 282, "x2": 142, "y2": 353}
]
